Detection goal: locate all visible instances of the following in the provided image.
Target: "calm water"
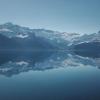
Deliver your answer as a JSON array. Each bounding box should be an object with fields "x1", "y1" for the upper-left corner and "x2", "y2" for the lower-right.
[{"x1": 0, "y1": 50, "x2": 100, "y2": 100}]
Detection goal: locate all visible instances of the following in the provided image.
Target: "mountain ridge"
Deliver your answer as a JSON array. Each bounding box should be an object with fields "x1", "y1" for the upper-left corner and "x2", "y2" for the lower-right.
[{"x1": 0, "y1": 22, "x2": 100, "y2": 50}]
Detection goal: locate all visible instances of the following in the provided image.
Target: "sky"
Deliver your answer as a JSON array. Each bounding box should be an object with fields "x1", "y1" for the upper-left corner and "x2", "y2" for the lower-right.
[{"x1": 0, "y1": 0, "x2": 100, "y2": 34}]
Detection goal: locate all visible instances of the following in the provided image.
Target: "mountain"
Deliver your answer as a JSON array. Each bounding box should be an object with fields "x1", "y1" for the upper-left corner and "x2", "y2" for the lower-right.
[
  {"x1": 70, "y1": 31, "x2": 100, "y2": 45},
  {"x1": 72, "y1": 31, "x2": 100, "y2": 53},
  {"x1": 0, "y1": 23, "x2": 54, "y2": 50},
  {"x1": 0, "y1": 22, "x2": 81, "y2": 49},
  {"x1": 0, "y1": 22, "x2": 100, "y2": 50},
  {"x1": 73, "y1": 41, "x2": 100, "y2": 58},
  {"x1": 0, "y1": 22, "x2": 32, "y2": 38}
]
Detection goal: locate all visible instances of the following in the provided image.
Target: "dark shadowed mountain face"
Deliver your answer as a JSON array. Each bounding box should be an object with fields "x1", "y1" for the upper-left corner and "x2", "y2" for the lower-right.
[
  {"x1": 0, "y1": 33, "x2": 55, "y2": 50},
  {"x1": 73, "y1": 42, "x2": 100, "y2": 58}
]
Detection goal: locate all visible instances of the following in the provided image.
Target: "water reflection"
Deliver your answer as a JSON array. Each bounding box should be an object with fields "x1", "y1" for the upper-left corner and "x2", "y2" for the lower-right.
[
  {"x1": 0, "y1": 50, "x2": 100, "y2": 77},
  {"x1": 0, "y1": 50, "x2": 54, "y2": 77}
]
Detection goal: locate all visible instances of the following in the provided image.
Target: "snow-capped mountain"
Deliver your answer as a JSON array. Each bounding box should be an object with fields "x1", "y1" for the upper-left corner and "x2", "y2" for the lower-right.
[
  {"x1": 0, "y1": 22, "x2": 33, "y2": 38},
  {"x1": 0, "y1": 22, "x2": 80, "y2": 39},
  {"x1": 70, "y1": 31, "x2": 100, "y2": 46},
  {"x1": 0, "y1": 23, "x2": 55, "y2": 50},
  {"x1": 71, "y1": 31, "x2": 100, "y2": 53},
  {"x1": 0, "y1": 22, "x2": 82, "y2": 49},
  {"x1": 0, "y1": 22, "x2": 100, "y2": 49}
]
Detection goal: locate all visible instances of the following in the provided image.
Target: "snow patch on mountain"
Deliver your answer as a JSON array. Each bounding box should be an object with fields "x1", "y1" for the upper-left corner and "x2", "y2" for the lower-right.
[
  {"x1": 16, "y1": 33, "x2": 29, "y2": 38},
  {"x1": 0, "y1": 28, "x2": 13, "y2": 32}
]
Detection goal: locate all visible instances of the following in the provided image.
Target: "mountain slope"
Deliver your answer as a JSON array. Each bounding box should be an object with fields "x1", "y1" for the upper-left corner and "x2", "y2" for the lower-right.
[
  {"x1": 0, "y1": 22, "x2": 81, "y2": 49},
  {"x1": 0, "y1": 31, "x2": 54, "y2": 50},
  {"x1": 0, "y1": 22, "x2": 100, "y2": 50}
]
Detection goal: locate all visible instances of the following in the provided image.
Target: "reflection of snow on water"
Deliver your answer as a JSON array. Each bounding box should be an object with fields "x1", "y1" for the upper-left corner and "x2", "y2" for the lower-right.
[
  {"x1": 0, "y1": 51, "x2": 100, "y2": 77},
  {"x1": 0, "y1": 68, "x2": 12, "y2": 72},
  {"x1": 16, "y1": 61, "x2": 29, "y2": 66}
]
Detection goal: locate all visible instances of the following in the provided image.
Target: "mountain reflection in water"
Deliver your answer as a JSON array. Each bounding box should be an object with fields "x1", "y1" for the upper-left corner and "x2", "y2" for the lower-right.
[{"x1": 0, "y1": 50, "x2": 100, "y2": 77}]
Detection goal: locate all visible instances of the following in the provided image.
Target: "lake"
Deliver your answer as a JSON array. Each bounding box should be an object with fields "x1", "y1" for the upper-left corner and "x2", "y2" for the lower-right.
[{"x1": 0, "y1": 50, "x2": 100, "y2": 100}]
